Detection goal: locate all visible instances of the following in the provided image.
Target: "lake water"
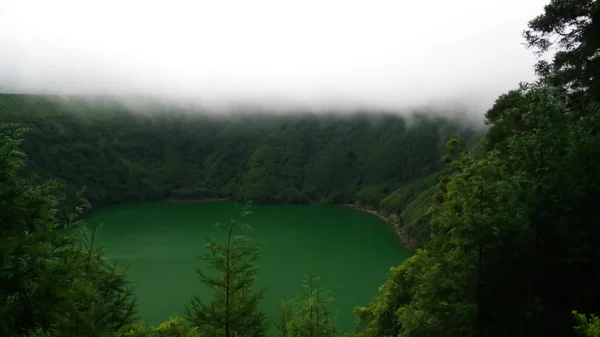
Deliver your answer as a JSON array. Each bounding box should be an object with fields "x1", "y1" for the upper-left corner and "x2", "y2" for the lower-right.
[{"x1": 86, "y1": 201, "x2": 412, "y2": 332}]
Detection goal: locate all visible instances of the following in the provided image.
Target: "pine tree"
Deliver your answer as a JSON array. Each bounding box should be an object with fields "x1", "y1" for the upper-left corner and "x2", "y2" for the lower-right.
[
  {"x1": 282, "y1": 274, "x2": 338, "y2": 337},
  {"x1": 0, "y1": 120, "x2": 138, "y2": 336},
  {"x1": 185, "y1": 203, "x2": 268, "y2": 337},
  {"x1": 274, "y1": 300, "x2": 294, "y2": 337}
]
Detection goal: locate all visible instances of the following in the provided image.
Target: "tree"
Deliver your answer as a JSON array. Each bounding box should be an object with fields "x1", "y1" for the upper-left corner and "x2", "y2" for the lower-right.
[
  {"x1": 154, "y1": 316, "x2": 200, "y2": 337},
  {"x1": 524, "y1": 0, "x2": 600, "y2": 105},
  {"x1": 273, "y1": 300, "x2": 294, "y2": 337},
  {"x1": 351, "y1": 82, "x2": 600, "y2": 337},
  {"x1": 279, "y1": 274, "x2": 339, "y2": 337},
  {"x1": 0, "y1": 120, "x2": 138, "y2": 336},
  {"x1": 186, "y1": 203, "x2": 268, "y2": 337},
  {"x1": 483, "y1": 88, "x2": 529, "y2": 152}
]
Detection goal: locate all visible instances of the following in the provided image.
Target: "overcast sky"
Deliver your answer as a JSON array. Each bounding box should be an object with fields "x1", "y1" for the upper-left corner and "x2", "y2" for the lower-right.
[{"x1": 1, "y1": 0, "x2": 549, "y2": 114}]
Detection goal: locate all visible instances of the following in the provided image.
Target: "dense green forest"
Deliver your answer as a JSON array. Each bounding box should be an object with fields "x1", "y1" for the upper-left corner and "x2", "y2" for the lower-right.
[
  {"x1": 2, "y1": 0, "x2": 600, "y2": 336},
  {"x1": 0, "y1": 94, "x2": 478, "y2": 208},
  {"x1": 0, "y1": 94, "x2": 479, "y2": 248}
]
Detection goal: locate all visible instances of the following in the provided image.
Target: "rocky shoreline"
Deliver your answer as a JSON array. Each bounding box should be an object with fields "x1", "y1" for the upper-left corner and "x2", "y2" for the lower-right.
[
  {"x1": 163, "y1": 197, "x2": 227, "y2": 203},
  {"x1": 343, "y1": 204, "x2": 417, "y2": 252}
]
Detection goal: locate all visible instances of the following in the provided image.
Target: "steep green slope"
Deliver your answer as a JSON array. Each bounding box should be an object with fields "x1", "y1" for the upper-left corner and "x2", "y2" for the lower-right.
[{"x1": 379, "y1": 170, "x2": 446, "y2": 214}]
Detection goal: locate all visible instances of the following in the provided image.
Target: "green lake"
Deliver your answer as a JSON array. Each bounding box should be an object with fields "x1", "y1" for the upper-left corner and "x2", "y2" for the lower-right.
[{"x1": 86, "y1": 201, "x2": 412, "y2": 332}]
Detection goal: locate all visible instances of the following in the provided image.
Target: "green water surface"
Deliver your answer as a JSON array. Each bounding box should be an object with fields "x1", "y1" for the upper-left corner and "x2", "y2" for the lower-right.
[{"x1": 86, "y1": 201, "x2": 412, "y2": 332}]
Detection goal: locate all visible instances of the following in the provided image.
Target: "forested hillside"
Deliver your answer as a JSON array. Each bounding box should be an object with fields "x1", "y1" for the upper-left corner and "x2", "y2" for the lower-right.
[
  {"x1": 351, "y1": 1, "x2": 600, "y2": 337},
  {"x1": 0, "y1": 94, "x2": 480, "y2": 247}
]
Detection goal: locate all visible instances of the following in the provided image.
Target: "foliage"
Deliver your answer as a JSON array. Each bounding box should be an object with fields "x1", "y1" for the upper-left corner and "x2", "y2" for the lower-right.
[
  {"x1": 379, "y1": 170, "x2": 445, "y2": 214},
  {"x1": 483, "y1": 88, "x2": 530, "y2": 152},
  {"x1": 352, "y1": 83, "x2": 600, "y2": 337},
  {"x1": 0, "y1": 94, "x2": 478, "y2": 210},
  {"x1": 524, "y1": 0, "x2": 600, "y2": 105},
  {"x1": 573, "y1": 311, "x2": 600, "y2": 337},
  {"x1": 117, "y1": 322, "x2": 153, "y2": 337},
  {"x1": 396, "y1": 184, "x2": 438, "y2": 247},
  {"x1": 275, "y1": 274, "x2": 338, "y2": 337},
  {"x1": 351, "y1": 261, "x2": 415, "y2": 337},
  {"x1": 349, "y1": 3, "x2": 600, "y2": 336},
  {"x1": 0, "y1": 119, "x2": 138, "y2": 337},
  {"x1": 154, "y1": 316, "x2": 200, "y2": 337},
  {"x1": 273, "y1": 300, "x2": 295, "y2": 337},
  {"x1": 0, "y1": 94, "x2": 479, "y2": 247},
  {"x1": 186, "y1": 203, "x2": 268, "y2": 337}
]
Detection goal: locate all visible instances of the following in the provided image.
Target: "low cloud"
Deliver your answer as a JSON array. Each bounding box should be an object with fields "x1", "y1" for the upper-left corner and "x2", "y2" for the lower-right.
[{"x1": 1, "y1": 0, "x2": 549, "y2": 118}]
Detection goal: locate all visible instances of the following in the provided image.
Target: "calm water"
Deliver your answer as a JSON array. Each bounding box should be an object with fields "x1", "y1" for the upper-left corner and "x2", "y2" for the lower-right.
[{"x1": 86, "y1": 201, "x2": 411, "y2": 332}]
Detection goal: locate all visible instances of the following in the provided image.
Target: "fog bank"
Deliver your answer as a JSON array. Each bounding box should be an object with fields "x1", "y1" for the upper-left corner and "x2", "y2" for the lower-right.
[{"x1": 1, "y1": 0, "x2": 549, "y2": 117}]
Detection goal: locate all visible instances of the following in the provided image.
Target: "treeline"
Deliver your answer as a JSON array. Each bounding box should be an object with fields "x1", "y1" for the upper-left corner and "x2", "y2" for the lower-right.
[
  {"x1": 0, "y1": 95, "x2": 478, "y2": 207},
  {"x1": 350, "y1": 1, "x2": 600, "y2": 337},
  {"x1": 0, "y1": 94, "x2": 480, "y2": 247}
]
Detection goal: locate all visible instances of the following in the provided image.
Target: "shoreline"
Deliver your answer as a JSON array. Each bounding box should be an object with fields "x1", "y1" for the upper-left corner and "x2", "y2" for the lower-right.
[
  {"x1": 342, "y1": 204, "x2": 417, "y2": 252},
  {"x1": 109, "y1": 197, "x2": 417, "y2": 251},
  {"x1": 163, "y1": 197, "x2": 227, "y2": 203}
]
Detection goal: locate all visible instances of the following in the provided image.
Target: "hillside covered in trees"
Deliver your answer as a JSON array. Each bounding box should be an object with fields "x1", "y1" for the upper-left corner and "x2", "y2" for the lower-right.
[
  {"x1": 351, "y1": 1, "x2": 600, "y2": 337},
  {"x1": 2, "y1": 0, "x2": 600, "y2": 336},
  {"x1": 0, "y1": 94, "x2": 480, "y2": 248}
]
